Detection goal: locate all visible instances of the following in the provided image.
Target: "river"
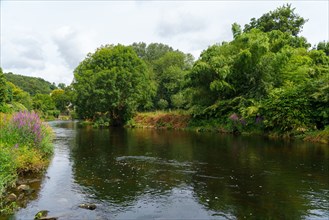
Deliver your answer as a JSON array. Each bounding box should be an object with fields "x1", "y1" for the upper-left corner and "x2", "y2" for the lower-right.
[{"x1": 9, "y1": 120, "x2": 329, "y2": 219}]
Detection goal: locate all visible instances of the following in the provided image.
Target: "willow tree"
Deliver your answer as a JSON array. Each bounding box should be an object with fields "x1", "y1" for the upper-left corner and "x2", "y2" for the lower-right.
[{"x1": 73, "y1": 44, "x2": 155, "y2": 126}]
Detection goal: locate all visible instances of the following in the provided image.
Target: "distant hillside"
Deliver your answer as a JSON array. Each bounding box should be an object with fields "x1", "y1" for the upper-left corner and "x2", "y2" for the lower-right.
[{"x1": 4, "y1": 72, "x2": 57, "y2": 95}]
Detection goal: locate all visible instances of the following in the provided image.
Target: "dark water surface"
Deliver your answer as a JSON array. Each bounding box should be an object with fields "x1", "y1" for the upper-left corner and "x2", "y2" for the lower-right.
[{"x1": 11, "y1": 121, "x2": 329, "y2": 219}]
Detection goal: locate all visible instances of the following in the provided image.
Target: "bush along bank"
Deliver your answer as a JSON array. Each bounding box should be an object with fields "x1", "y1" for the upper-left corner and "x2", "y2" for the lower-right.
[
  {"x1": 0, "y1": 111, "x2": 53, "y2": 214},
  {"x1": 128, "y1": 111, "x2": 329, "y2": 144}
]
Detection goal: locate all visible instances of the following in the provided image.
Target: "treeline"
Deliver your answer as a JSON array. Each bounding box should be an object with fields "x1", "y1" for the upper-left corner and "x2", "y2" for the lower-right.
[
  {"x1": 0, "y1": 70, "x2": 74, "y2": 119},
  {"x1": 1, "y1": 4, "x2": 328, "y2": 138},
  {"x1": 72, "y1": 4, "x2": 329, "y2": 137},
  {"x1": 73, "y1": 42, "x2": 194, "y2": 125},
  {"x1": 4, "y1": 73, "x2": 57, "y2": 95},
  {"x1": 186, "y1": 5, "x2": 329, "y2": 136}
]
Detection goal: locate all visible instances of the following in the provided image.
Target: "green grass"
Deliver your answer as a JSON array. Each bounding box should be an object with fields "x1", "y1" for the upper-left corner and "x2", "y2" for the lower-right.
[{"x1": 303, "y1": 126, "x2": 329, "y2": 144}]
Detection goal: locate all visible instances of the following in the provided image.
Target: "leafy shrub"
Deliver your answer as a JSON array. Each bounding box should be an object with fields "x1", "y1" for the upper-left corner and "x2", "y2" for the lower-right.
[
  {"x1": 93, "y1": 116, "x2": 111, "y2": 128},
  {"x1": 14, "y1": 146, "x2": 47, "y2": 173},
  {"x1": 171, "y1": 92, "x2": 187, "y2": 109},
  {"x1": 261, "y1": 84, "x2": 313, "y2": 134},
  {"x1": 157, "y1": 99, "x2": 169, "y2": 110},
  {"x1": 125, "y1": 118, "x2": 136, "y2": 128}
]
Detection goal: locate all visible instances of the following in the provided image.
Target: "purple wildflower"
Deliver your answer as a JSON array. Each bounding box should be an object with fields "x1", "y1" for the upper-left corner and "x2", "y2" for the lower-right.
[
  {"x1": 239, "y1": 118, "x2": 246, "y2": 126},
  {"x1": 229, "y1": 113, "x2": 239, "y2": 122},
  {"x1": 10, "y1": 111, "x2": 48, "y2": 148},
  {"x1": 255, "y1": 115, "x2": 263, "y2": 124}
]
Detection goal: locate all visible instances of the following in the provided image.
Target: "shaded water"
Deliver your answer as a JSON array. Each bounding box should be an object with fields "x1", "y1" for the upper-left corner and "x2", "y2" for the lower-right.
[{"x1": 11, "y1": 121, "x2": 329, "y2": 219}]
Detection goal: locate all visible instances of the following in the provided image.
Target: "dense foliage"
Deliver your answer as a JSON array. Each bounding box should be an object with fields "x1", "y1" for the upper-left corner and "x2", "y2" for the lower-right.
[
  {"x1": 73, "y1": 44, "x2": 155, "y2": 125},
  {"x1": 1, "y1": 69, "x2": 32, "y2": 113},
  {"x1": 0, "y1": 70, "x2": 74, "y2": 119},
  {"x1": 4, "y1": 72, "x2": 56, "y2": 95},
  {"x1": 187, "y1": 5, "x2": 328, "y2": 136},
  {"x1": 131, "y1": 43, "x2": 194, "y2": 109}
]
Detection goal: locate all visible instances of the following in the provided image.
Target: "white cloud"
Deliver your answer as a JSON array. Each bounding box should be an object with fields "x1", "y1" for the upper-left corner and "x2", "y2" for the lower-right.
[
  {"x1": 52, "y1": 26, "x2": 95, "y2": 69},
  {"x1": 157, "y1": 12, "x2": 207, "y2": 38},
  {"x1": 2, "y1": 36, "x2": 45, "y2": 70},
  {"x1": 41, "y1": 62, "x2": 74, "y2": 85},
  {"x1": 0, "y1": 1, "x2": 328, "y2": 85}
]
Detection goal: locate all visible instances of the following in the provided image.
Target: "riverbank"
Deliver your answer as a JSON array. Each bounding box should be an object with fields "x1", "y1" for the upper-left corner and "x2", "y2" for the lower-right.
[
  {"x1": 0, "y1": 112, "x2": 53, "y2": 214},
  {"x1": 127, "y1": 111, "x2": 329, "y2": 144},
  {"x1": 127, "y1": 111, "x2": 190, "y2": 129}
]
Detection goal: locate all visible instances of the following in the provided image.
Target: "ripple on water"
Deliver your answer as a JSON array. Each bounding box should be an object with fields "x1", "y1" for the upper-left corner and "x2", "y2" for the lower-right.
[{"x1": 115, "y1": 155, "x2": 198, "y2": 169}]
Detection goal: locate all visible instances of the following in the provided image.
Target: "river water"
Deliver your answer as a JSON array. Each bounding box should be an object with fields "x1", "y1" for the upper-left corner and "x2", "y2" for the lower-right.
[{"x1": 10, "y1": 121, "x2": 329, "y2": 219}]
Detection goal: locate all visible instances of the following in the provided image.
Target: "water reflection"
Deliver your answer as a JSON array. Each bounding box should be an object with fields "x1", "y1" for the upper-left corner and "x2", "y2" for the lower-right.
[
  {"x1": 12, "y1": 121, "x2": 329, "y2": 219},
  {"x1": 71, "y1": 125, "x2": 329, "y2": 219}
]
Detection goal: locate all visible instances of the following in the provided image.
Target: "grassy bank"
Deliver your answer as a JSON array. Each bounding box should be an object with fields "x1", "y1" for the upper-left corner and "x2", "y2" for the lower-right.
[
  {"x1": 127, "y1": 111, "x2": 190, "y2": 129},
  {"x1": 0, "y1": 111, "x2": 53, "y2": 214},
  {"x1": 303, "y1": 127, "x2": 329, "y2": 144},
  {"x1": 129, "y1": 111, "x2": 253, "y2": 133},
  {"x1": 128, "y1": 111, "x2": 329, "y2": 144}
]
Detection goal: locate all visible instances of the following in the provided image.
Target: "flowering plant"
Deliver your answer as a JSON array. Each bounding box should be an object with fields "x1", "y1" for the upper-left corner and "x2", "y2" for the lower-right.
[{"x1": 9, "y1": 111, "x2": 53, "y2": 154}]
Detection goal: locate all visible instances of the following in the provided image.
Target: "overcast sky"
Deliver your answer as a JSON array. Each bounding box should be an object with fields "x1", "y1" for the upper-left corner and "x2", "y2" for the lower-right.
[{"x1": 1, "y1": 0, "x2": 328, "y2": 85}]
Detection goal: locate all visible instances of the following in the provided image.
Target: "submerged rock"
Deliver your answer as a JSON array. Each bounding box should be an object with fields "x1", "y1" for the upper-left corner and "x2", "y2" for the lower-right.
[
  {"x1": 34, "y1": 210, "x2": 48, "y2": 219},
  {"x1": 17, "y1": 193, "x2": 25, "y2": 201},
  {"x1": 7, "y1": 193, "x2": 17, "y2": 202},
  {"x1": 78, "y1": 203, "x2": 97, "y2": 210},
  {"x1": 34, "y1": 210, "x2": 58, "y2": 220},
  {"x1": 17, "y1": 184, "x2": 30, "y2": 191},
  {"x1": 17, "y1": 184, "x2": 35, "y2": 195},
  {"x1": 39, "y1": 217, "x2": 58, "y2": 220}
]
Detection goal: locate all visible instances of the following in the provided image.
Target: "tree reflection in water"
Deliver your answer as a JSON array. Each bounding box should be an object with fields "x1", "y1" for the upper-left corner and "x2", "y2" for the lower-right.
[{"x1": 71, "y1": 125, "x2": 329, "y2": 219}]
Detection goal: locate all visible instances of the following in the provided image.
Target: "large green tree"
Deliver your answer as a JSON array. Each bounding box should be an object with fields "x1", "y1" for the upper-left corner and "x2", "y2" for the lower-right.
[
  {"x1": 187, "y1": 4, "x2": 329, "y2": 134},
  {"x1": 51, "y1": 89, "x2": 69, "y2": 113},
  {"x1": 244, "y1": 4, "x2": 307, "y2": 36},
  {"x1": 73, "y1": 44, "x2": 155, "y2": 126},
  {"x1": 131, "y1": 42, "x2": 174, "y2": 63},
  {"x1": 188, "y1": 29, "x2": 275, "y2": 111},
  {"x1": 153, "y1": 51, "x2": 193, "y2": 108},
  {"x1": 131, "y1": 42, "x2": 194, "y2": 110},
  {"x1": 32, "y1": 93, "x2": 57, "y2": 117},
  {"x1": 317, "y1": 41, "x2": 329, "y2": 56}
]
